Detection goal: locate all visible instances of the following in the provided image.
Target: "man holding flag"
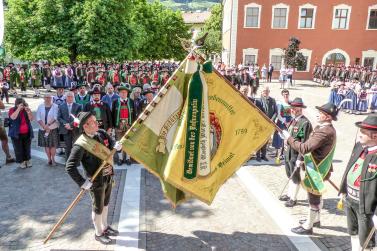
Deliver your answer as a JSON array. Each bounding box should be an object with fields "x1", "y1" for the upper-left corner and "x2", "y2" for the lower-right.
[
  {"x1": 280, "y1": 102, "x2": 337, "y2": 235},
  {"x1": 65, "y1": 111, "x2": 122, "y2": 244}
]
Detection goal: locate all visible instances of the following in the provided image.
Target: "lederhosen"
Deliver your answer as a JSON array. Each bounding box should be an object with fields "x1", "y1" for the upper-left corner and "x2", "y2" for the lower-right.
[
  {"x1": 68, "y1": 130, "x2": 114, "y2": 214},
  {"x1": 340, "y1": 144, "x2": 377, "y2": 248}
]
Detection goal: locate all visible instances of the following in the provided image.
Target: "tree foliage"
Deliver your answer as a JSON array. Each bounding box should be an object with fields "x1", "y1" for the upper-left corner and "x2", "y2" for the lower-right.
[
  {"x1": 283, "y1": 37, "x2": 306, "y2": 69},
  {"x1": 4, "y1": 0, "x2": 190, "y2": 62},
  {"x1": 198, "y1": 3, "x2": 222, "y2": 56},
  {"x1": 132, "y1": 0, "x2": 190, "y2": 60}
]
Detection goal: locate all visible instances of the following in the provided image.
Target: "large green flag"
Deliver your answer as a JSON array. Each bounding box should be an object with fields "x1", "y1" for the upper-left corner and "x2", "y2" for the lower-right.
[{"x1": 121, "y1": 58, "x2": 191, "y2": 205}]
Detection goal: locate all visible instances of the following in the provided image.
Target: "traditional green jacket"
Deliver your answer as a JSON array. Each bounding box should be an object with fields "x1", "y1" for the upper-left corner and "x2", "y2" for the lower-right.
[
  {"x1": 28, "y1": 68, "x2": 42, "y2": 86},
  {"x1": 285, "y1": 115, "x2": 312, "y2": 162},
  {"x1": 10, "y1": 68, "x2": 18, "y2": 84},
  {"x1": 75, "y1": 94, "x2": 91, "y2": 106}
]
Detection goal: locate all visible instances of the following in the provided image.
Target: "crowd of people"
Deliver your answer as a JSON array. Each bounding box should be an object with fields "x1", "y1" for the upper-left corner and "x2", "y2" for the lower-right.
[
  {"x1": 0, "y1": 61, "x2": 178, "y2": 102},
  {"x1": 319, "y1": 64, "x2": 377, "y2": 115},
  {"x1": 0, "y1": 61, "x2": 178, "y2": 169},
  {"x1": 313, "y1": 63, "x2": 377, "y2": 87},
  {"x1": 215, "y1": 62, "x2": 296, "y2": 95}
]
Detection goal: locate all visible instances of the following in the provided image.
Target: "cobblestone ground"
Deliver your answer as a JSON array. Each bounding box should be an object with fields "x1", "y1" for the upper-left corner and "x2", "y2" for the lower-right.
[
  {"x1": 0, "y1": 151, "x2": 125, "y2": 251},
  {"x1": 141, "y1": 169, "x2": 296, "y2": 251}
]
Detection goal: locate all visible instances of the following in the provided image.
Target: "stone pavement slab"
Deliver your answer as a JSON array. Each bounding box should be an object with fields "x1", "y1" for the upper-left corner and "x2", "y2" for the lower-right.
[
  {"x1": 141, "y1": 169, "x2": 296, "y2": 251},
  {"x1": 0, "y1": 154, "x2": 125, "y2": 251}
]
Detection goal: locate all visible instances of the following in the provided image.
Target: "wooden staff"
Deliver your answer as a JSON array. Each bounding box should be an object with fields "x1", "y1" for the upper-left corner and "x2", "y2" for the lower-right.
[
  {"x1": 362, "y1": 227, "x2": 375, "y2": 250},
  {"x1": 43, "y1": 148, "x2": 116, "y2": 244}
]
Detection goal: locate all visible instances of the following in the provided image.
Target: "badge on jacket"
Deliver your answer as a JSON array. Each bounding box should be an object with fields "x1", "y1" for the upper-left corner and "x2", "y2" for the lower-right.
[
  {"x1": 104, "y1": 139, "x2": 109, "y2": 147},
  {"x1": 368, "y1": 163, "x2": 377, "y2": 173}
]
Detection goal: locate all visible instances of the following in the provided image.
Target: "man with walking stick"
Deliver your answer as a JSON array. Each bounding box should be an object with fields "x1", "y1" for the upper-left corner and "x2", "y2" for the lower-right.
[
  {"x1": 339, "y1": 115, "x2": 377, "y2": 250},
  {"x1": 279, "y1": 97, "x2": 312, "y2": 208},
  {"x1": 280, "y1": 102, "x2": 337, "y2": 235},
  {"x1": 65, "y1": 111, "x2": 122, "y2": 244}
]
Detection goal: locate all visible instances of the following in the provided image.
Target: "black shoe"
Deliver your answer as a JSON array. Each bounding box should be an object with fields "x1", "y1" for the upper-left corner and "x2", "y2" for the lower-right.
[
  {"x1": 256, "y1": 157, "x2": 261, "y2": 162},
  {"x1": 299, "y1": 219, "x2": 321, "y2": 228},
  {"x1": 291, "y1": 226, "x2": 313, "y2": 235},
  {"x1": 104, "y1": 226, "x2": 119, "y2": 236},
  {"x1": 278, "y1": 195, "x2": 290, "y2": 201},
  {"x1": 285, "y1": 199, "x2": 297, "y2": 207},
  {"x1": 95, "y1": 234, "x2": 112, "y2": 244},
  {"x1": 261, "y1": 156, "x2": 269, "y2": 162},
  {"x1": 125, "y1": 159, "x2": 132, "y2": 166},
  {"x1": 6, "y1": 157, "x2": 15, "y2": 164}
]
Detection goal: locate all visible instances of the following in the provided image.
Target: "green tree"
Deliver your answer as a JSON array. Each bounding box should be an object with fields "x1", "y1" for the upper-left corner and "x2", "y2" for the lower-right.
[
  {"x1": 75, "y1": 0, "x2": 136, "y2": 61},
  {"x1": 5, "y1": 0, "x2": 189, "y2": 62},
  {"x1": 131, "y1": 0, "x2": 190, "y2": 60},
  {"x1": 5, "y1": 0, "x2": 138, "y2": 62},
  {"x1": 198, "y1": 3, "x2": 222, "y2": 56},
  {"x1": 283, "y1": 37, "x2": 306, "y2": 69}
]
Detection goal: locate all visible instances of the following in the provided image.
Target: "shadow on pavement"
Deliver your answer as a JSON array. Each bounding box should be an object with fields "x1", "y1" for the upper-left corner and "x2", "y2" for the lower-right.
[
  {"x1": 141, "y1": 230, "x2": 296, "y2": 251},
  {"x1": 0, "y1": 159, "x2": 121, "y2": 250},
  {"x1": 144, "y1": 171, "x2": 213, "y2": 219}
]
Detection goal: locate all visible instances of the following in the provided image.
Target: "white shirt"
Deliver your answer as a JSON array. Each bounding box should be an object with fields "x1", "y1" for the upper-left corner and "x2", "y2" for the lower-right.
[{"x1": 36, "y1": 103, "x2": 59, "y2": 130}]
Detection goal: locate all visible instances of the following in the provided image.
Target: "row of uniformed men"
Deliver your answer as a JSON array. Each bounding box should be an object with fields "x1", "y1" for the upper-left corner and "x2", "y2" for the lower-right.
[
  {"x1": 0, "y1": 61, "x2": 175, "y2": 98},
  {"x1": 313, "y1": 64, "x2": 377, "y2": 87},
  {"x1": 276, "y1": 91, "x2": 377, "y2": 250}
]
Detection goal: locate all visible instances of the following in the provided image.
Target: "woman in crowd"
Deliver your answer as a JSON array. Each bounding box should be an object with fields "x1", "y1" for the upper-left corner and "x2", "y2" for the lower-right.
[
  {"x1": 8, "y1": 98, "x2": 33, "y2": 168},
  {"x1": 261, "y1": 64, "x2": 267, "y2": 83},
  {"x1": 36, "y1": 93, "x2": 59, "y2": 166}
]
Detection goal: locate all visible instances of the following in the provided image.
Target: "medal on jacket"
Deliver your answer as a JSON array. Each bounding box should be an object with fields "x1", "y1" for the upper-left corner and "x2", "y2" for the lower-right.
[{"x1": 368, "y1": 164, "x2": 377, "y2": 173}]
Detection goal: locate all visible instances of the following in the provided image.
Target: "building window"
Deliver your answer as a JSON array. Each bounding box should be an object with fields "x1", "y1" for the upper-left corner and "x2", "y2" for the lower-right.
[
  {"x1": 332, "y1": 5, "x2": 351, "y2": 30},
  {"x1": 300, "y1": 8, "x2": 314, "y2": 28},
  {"x1": 362, "y1": 50, "x2": 377, "y2": 70},
  {"x1": 244, "y1": 3, "x2": 261, "y2": 28},
  {"x1": 243, "y1": 48, "x2": 259, "y2": 65},
  {"x1": 298, "y1": 4, "x2": 317, "y2": 29},
  {"x1": 273, "y1": 8, "x2": 288, "y2": 28},
  {"x1": 325, "y1": 53, "x2": 346, "y2": 65},
  {"x1": 271, "y1": 55, "x2": 283, "y2": 70},
  {"x1": 368, "y1": 9, "x2": 377, "y2": 29},
  {"x1": 244, "y1": 55, "x2": 256, "y2": 65},
  {"x1": 364, "y1": 57, "x2": 375, "y2": 68},
  {"x1": 272, "y1": 4, "x2": 289, "y2": 29},
  {"x1": 245, "y1": 7, "x2": 259, "y2": 27}
]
